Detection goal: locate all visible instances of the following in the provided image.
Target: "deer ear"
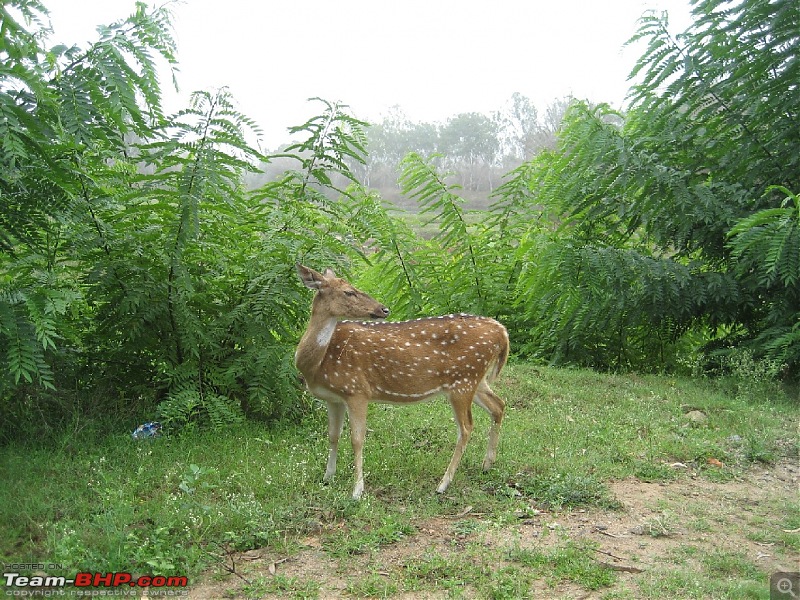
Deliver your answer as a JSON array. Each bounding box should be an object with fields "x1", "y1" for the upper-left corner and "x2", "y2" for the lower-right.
[{"x1": 296, "y1": 264, "x2": 325, "y2": 289}]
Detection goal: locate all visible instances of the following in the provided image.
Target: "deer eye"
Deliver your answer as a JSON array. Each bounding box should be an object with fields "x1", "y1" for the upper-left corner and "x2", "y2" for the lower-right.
[{"x1": 344, "y1": 290, "x2": 358, "y2": 297}]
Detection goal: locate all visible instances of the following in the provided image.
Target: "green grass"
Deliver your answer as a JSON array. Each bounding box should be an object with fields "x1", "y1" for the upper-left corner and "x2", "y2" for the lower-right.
[
  {"x1": 507, "y1": 541, "x2": 617, "y2": 590},
  {"x1": 243, "y1": 574, "x2": 321, "y2": 599},
  {"x1": 637, "y1": 545, "x2": 769, "y2": 599},
  {"x1": 1, "y1": 364, "x2": 797, "y2": 597}
]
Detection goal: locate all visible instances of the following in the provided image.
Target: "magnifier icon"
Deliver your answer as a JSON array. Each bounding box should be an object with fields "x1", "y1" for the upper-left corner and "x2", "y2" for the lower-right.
[{"x1": 778, "y1": 577, "x2": 799, "y2": 598}]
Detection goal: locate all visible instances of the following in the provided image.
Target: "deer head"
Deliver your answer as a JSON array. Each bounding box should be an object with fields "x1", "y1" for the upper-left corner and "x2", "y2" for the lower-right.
[
  {"x1": 297, "y1": 264, "x2": 390, "y2": 321},
  {"x1": 294, "y1": 264, "x2": 508, "y2": 499}
]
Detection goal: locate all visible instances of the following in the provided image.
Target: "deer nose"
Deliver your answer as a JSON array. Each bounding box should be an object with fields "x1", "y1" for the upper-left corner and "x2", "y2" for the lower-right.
[{"x1": 372, "y1": 306, "x2": 390, "y2": 318}]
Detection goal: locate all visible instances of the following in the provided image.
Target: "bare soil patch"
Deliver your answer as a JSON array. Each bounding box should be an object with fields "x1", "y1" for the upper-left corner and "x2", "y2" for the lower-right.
[{"x1": 189, "y1": 460, "x2": 799, "y2": 599}]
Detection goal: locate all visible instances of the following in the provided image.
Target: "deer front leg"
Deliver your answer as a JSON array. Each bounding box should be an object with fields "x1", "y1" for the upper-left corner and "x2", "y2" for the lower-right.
[
  {"x1": 346, "y1": 399, "x2": 368, "y2": 500},
  {"x1": 324, "y1": 401, "x2": 346, "y2": 483}
]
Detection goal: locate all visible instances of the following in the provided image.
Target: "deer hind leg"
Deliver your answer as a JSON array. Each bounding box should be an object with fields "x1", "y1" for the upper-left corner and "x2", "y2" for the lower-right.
[
  {"x1": 437, "y1": 391, "x2": 475, "y2": 494},
  {"x1": 345, "y1": 398, "x2": 368, "y2": 500},
  {"x1": 324, "y1": 400, "x2": 346, "y2": 483},
  {"x1": 473, "y1": 380, "x2": 505, "y2": 471}
]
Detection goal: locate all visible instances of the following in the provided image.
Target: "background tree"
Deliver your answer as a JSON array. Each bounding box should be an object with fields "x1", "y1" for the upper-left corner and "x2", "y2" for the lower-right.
[
  {"x1": 363, "y1": 107, "x2": 439, "y2": 189},
  {"x1": 498, "y1": 92, "x2": 539, "y2": 162},
  {"x1": 361, "y1": 95, "x2": 567, "y2": 199},
  {"x1": 438, "y1": 112, "x2": 500, "y2": 191},
  {"x1": 510, "y1": 0, "x2": 799, "y2": 372}
]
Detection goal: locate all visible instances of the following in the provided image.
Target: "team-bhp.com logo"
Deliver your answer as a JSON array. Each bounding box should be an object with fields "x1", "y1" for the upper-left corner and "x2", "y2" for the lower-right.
[{"x1": 3, "y1": 570, "x2": 188, "y2": 594}]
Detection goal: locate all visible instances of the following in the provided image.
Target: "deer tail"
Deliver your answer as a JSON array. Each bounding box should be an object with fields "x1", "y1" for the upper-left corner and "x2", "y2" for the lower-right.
[{"x1": 487, "y1": 325, "x2": 510, "y2": 383}]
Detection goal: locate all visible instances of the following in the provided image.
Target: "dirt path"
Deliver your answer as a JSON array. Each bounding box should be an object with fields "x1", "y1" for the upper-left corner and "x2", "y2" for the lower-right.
[{"x1": 189, "y1": 461, "x2": 799, "y2": 599}]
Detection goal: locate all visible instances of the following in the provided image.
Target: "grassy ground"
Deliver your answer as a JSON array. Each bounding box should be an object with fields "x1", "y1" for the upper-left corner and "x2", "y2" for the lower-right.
[{"x1": 1, "y1": 364, "x2": 797, "y2": 598}]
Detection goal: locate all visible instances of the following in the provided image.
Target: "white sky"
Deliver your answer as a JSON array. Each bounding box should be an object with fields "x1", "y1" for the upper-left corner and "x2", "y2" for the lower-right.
[{"x1": 45, "y1": 0, "x2": 694, "y2": 148}]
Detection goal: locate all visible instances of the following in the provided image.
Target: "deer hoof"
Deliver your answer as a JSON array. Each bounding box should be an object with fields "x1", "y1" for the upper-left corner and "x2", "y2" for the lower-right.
[{"x1": 352, "y1": 481, "x2": 364, "y2": 500}]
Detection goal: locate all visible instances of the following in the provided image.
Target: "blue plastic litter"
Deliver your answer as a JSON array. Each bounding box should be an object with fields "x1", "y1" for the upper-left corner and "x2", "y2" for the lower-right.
[{"x1": 132, "y1": 421, "x2": 162, "y2": 439}]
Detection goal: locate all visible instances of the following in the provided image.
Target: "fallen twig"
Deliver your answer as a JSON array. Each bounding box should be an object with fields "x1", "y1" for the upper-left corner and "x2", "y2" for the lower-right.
[
  {"x1": 593, "y1": 548, "x2": 644, "y2": 573},
  {"x1": 209, "y1": 542, "x2": 251, "y2": 585},
  {"x1": 597, "y1": 561, "x2": 645, "y2": 574},
  {"x1": 596, "y1": 529, "x2": 628, "y2": 538},
  {"x1": 447, "y1": 506, "x2": 475, "y2": 519},
  {"x1": 268, "y1": 558, "x2": 288, "y2": 576},
  {"x1": 594, "y1": 548, "x2": 627, "y2": 561}
]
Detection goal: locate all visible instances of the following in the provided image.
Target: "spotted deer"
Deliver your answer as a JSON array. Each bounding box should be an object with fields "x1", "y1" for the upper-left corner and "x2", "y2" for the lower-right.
[{"x1": 295, "y1": 264, "x2": 508, "y2": 499}]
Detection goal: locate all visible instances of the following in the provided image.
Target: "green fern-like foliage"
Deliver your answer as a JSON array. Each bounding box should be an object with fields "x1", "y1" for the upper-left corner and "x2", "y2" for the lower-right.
[
  {"x1": 224, "y1": 98, "x2": 376, "y2": 423},
  {"x1": 0, "y1": 0, "x2": 178, "y2": 406},
  {"x1": 729, "y1": 187, "x2": 799, "y2": 290},
  {"x1": 341, "y1": 186, "x2": 426, "y2": 319},
  {"x1": 506, "y1": 0, "x2": 799, "y2": 373},
  {"x1": 282, "y1": 98, "x2": 369, "y2": 196},
  {"x1": 0, "y1": 2, "x2": 384, "y2": 439},
  {"x1": 516, "y1": 236, "x2": 740, "y2": 369},
  {"x1": 627, "y1": 0, "x2": 799, "y2": 369},
  {"x1": 252, "y1": 98, "x2": 372, "y2": 268},
  {"x1": 84, "y1": 88, "x2": 269, "y2": 428},
  {"x1": 628, "y1": 2, "x2": 798, "y2": 195},
  {"x1": 728, "y1": 186, "x2": 800, "y2": 366},
  {"x1": 397, "y1": 152, "x2": 488, "y2": 315}
]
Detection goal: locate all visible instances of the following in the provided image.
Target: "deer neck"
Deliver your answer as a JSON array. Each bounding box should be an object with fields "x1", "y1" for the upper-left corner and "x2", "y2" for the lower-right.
[{"x1": 295, "y1": 307, "x2": 338, "y2": 378}]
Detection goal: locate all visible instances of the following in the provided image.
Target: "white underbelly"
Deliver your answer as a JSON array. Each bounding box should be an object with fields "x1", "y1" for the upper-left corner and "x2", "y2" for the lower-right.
[{"x1": 308, "y1": 383, "x2": 446, "y2": 406}]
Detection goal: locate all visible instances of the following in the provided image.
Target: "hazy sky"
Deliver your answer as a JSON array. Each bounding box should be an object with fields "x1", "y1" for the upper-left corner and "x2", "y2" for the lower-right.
[{"x1": 45, "y1": 0, "x2": 694, "y2": 148}]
